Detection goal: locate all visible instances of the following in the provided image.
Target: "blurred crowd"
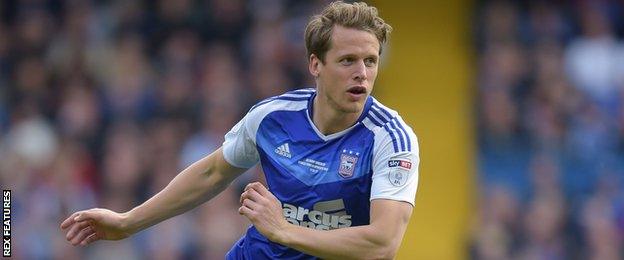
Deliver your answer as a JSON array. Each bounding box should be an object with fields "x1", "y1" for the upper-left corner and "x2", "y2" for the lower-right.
[
  {"x1": 9, "y1": 0, "x2": 624, "y2": 259},
  {"x1": 474, "y1": 0, "x2": 624, "y2": 259},
  {"x1": 0, "y1": 0, "x2": 328, "y2": 258}
]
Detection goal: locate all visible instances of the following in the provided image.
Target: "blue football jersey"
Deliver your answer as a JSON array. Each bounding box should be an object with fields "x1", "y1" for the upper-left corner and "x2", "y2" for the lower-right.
[{"x1": 222, "y1": 88, "x2": 419, "y2": 259}]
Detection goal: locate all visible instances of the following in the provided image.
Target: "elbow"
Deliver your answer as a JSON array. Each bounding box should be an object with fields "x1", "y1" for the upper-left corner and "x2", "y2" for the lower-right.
[
  {"x1": 363, "y1": 247, "x2": 396, "y2": 260},
  {"x1": 202, "y1": 165, "x2": 234, "y2": 190},
  {"x1": 364, "y1": 236, "x2": 401, "y2": 260},
  {"x1": 366, "y1": 231, "x2": 402, "y2": 260},
  {"x1": 373, "y1": 245, "x2": 399, "y2": 260}
]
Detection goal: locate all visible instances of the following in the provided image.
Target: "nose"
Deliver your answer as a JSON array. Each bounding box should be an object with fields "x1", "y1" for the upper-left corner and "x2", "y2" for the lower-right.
[{"x1": 353, "y1": 60, "x2": 367, "y2": 82}]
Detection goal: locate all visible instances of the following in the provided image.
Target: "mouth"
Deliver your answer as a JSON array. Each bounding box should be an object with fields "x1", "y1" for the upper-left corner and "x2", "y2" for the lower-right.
[
  {"x1": 345, "y1": 85, "x2": 367, "y2": 102},
  {"x1": 347, "y1": 86, "x2": 367, "y2": 95}
]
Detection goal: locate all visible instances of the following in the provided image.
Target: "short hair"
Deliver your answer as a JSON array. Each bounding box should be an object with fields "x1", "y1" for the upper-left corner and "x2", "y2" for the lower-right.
[{"x1": 304, "y1": 1, "x2": 392, "y2": 63}]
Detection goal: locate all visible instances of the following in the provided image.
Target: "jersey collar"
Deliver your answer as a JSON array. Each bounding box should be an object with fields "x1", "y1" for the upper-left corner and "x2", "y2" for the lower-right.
[{"x1": 305, "y1": 90, "x2": 374, "y2": 141}]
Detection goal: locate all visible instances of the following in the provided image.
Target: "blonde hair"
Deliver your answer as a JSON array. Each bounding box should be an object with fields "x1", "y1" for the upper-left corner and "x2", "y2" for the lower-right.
[{"x1": 304, "y1": 1, "x2": 392, "y2": 63}]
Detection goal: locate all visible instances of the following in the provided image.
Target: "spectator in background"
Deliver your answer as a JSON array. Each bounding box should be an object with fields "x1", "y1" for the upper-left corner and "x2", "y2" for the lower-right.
[{"x1": 474, "y1": 0, "x2": 624, "y2": 259}]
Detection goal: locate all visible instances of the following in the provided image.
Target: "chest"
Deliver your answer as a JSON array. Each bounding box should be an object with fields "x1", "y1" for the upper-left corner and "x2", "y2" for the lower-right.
[{"x1": 255, "y1": 112, "x2": 375, "y2": 187}]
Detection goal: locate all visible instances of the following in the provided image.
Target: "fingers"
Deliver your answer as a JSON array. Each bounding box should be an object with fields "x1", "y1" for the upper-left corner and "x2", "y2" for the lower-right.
[
  {"x1": 238, "y1": 205, "x2": 253, "y2": 216},
  {"x1": 60, "y1": 212, "x2": 81, "y2": 229},
  {"x1": 242, "y1": 197, "x2": 260, "y2": 210},
  {"x1": 82, "y1": 233, "x2": 100, "y2": 246},
  {"x1": 65, "y1": 220, "x2": 91, "y2": 241},
  {"x1": 74, "y1": 210, "x2": 97, "y2": 222},
  {"x1": 240, "y1": 188, "x2": 265, "y2": 204},
  {"x1": 60, "y1": 209, "x2": 107, "y2": 246},
  {"x1": 70, "y1": 226, "x2": 95, "y2": 246},
  {"x1": 241, "y1": 182, "x2": 281, "y2": 210},
  {"x1": 61, "y1": 208, "x2": 99, "y2": 230},
  {"x1": 244, "y1": 182, "x2": 273, "y2": 197},
  {"x1": 244, "y1": 182, "x2": 266, "y2": 192}
]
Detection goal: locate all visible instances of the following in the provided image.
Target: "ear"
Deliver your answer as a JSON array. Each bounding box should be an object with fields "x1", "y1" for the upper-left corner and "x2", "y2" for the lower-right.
[{"x1": 309, "y1": 54, "x2": 321, "y2": 78}]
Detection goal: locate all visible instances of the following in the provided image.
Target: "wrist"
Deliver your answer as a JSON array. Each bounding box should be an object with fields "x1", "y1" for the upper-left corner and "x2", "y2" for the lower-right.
[
  {"x1": 121, "y1": 210, "x2": 139, "y2": 235},
  {"x1": 273, "y1": 222, "x2": 295, "y2": 246}
]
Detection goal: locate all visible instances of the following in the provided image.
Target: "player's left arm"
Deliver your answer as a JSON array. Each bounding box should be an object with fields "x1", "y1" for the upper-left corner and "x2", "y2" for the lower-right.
[{"x1": 239, "y1": 182, "x2": 412, "y2": 260}]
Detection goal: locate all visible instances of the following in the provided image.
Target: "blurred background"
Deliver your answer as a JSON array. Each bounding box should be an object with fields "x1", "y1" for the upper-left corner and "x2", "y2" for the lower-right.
[
  {"x1": 472, "y1": 0, "x2": 624, "y2": 259},
  {"x1": 1, "y1": 0, "x2": 623, "y2": 259}
]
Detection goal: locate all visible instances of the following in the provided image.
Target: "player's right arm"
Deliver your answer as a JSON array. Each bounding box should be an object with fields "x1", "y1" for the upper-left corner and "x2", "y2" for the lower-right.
[
  {"x1": 60, "y1": 147, "x2": 247, "y2": 246},
  {"x1": 61, "y1": 100, "x2": 262, "y2": 246}
]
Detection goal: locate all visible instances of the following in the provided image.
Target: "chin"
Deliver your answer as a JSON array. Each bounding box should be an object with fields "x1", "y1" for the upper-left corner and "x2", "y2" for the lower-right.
[
  {"x1": 338, "y1": 103, "x2": 364, "y2": 114},
  {"x1": 324, "y1": 94, "x2": 359, "y2": 113}
]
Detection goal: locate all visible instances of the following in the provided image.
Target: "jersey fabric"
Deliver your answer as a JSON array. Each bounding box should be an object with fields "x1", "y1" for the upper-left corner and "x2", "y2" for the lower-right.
[{"x1": 222, "y1": 88, "x2": 419, "y2": 260}]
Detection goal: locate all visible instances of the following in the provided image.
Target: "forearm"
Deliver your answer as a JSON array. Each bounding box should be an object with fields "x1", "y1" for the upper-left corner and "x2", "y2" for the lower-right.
[
  {"x1": 124, "y1": 150, "x2": 238, "y2": 234},
  {"x1": 279, "y1": 224, "x2": 403, "y2": 260},
  {"x1": 240, "y1": 185, "x2": 413, "y2": 260}
]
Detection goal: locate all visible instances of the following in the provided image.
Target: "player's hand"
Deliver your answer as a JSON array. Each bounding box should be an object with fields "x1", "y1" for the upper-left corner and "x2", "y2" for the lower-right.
[
  {"x1": 60, "y1": 208, "x2": 133, "y2": 246},
  {"x1": 239, "y1": 182, "x2": 289, "y2": 242}
]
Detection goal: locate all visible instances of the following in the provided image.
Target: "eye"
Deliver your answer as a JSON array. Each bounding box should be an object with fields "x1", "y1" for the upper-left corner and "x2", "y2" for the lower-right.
[
  {"x1": 364, "y1": 58, "x2": 377, "y2": 67},
  {"x1": 340, "y1": 57, "x2": 354, "y2": 66}
]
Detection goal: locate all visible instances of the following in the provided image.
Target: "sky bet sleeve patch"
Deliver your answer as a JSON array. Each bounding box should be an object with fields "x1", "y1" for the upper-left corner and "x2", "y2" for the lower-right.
[
  {"x1": 387, "y1": 159, "x2": 412, "y2": 170},
  {"x1": 387, "y1": 159, "x2": 412, "y2": 187}
]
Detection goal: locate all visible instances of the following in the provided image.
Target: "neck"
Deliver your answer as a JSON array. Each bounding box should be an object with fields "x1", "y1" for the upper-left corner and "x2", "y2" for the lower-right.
[{"x1": 312, "y1": 94, "x2": 362, "y2": 135}]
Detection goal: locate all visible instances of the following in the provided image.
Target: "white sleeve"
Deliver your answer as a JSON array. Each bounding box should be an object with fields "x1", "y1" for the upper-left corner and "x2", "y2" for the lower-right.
[
  {"x1": 222, "y1": 113, "x2": 260, "y2": 168},
  {"x1": 222, "y1": 97, "x2": 309, "y2": 168},
  {"x1": 370, "y1": 126, "x2": 419, "y2": 207}
]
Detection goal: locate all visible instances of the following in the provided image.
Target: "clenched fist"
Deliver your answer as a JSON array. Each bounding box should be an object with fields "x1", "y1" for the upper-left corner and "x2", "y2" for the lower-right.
[{"x1": 239, "y1": 182, "x2": 291, "y2": 243}]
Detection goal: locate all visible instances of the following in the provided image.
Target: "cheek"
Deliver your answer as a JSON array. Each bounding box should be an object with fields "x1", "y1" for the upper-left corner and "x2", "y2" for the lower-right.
[
  {"x1": 323, "y1": 70, "x2": 343, "y2": 87},
  {"x1": 368, "y1": 69, "x2": 378, "y2": 82},
  {"x1": 369, "y1": 67, "x2": 378, "y2": 76}
]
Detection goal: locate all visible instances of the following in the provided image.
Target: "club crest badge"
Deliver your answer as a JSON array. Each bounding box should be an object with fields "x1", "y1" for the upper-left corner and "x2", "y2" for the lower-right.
[{"x1": 339, "y1": 150, "x2": 359, "y2": 178}]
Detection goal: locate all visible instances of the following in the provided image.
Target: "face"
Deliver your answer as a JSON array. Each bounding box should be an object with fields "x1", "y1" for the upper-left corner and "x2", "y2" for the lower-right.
[{"x1": 309, "y1": 25, "x2": 380, "y2": 114}]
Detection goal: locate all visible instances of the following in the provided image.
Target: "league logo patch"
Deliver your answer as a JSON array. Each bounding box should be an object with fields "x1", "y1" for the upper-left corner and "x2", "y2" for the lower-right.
[
  {"x1": 339, "y1": 150, "x2": 359, "y2": 178},
  {"x1": 389, "y1": 169, "x2": 408, "y2": 187}
]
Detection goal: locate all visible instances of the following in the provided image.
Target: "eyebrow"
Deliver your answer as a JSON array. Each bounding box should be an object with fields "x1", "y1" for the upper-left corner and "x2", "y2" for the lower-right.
[{"x1": 336, "y1": 53, "x2": 379, "y2": 60}]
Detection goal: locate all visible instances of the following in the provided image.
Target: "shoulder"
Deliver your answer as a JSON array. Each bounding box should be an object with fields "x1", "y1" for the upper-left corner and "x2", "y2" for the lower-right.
[
  {"x1": 240, "y1": 88, "x2": 314, "y2": 137},
  {"x1": 247, "y1": 88, "x2": 314, "y2": 116},
  {"x1": 361, "y1": 97, "x2": 417, "y2": 154}
]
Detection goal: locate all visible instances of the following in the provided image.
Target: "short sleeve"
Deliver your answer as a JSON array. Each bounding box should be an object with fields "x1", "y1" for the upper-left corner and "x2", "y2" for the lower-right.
[
  {"x1": 222, "y1": 113, "x2": 260, "y2": 168},
  {"x1": 370, "y1": 126, "x2": 419, "y2": 206}
]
